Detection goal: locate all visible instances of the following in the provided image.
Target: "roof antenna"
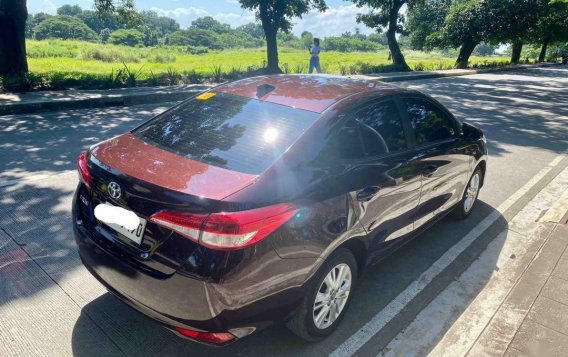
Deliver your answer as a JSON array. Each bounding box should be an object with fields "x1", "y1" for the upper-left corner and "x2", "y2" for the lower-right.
[{"x1": 256, "y1": 84, "x2": 275, "y2": 98}]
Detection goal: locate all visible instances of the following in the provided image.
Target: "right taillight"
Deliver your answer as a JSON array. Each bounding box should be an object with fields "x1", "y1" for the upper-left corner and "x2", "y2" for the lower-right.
[
  {"x1": 77, "y1": 151, "x2": 91, "y2": 189},
  {"x1": 149, "y1": 203, "x2": 298, "y2": 250},
  {"x1": 175, "y1": 327, "x2": 236, "y2": 345}
]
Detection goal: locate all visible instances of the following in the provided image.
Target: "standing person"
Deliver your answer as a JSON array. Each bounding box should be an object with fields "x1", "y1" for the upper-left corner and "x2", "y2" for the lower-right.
[{"x1": 308, "y1": 38, "x2": 322, "y2": 74}]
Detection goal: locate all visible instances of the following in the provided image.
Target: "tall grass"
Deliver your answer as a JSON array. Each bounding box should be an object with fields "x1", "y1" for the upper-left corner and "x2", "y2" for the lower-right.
[{"x1": 27, "y1": 39, "x2": 510, "y2": 79}]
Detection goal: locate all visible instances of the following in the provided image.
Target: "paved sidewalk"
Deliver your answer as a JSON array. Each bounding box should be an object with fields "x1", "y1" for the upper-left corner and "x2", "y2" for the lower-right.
[
  {"x1": 474, "y1": 224, "x2": 568, "y2": 357},
  {"x1": 0, "y1": 63, "x2": 561, "y2": 116}
]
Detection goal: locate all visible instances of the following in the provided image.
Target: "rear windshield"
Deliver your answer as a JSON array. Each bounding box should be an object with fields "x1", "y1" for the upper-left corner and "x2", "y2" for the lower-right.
[{"x1": 134, "y1": 92, "x2": 320, "y2": 175}]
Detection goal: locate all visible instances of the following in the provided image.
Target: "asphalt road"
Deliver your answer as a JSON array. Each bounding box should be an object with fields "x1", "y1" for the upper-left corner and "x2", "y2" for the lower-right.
[{"x1": 0, "y1": 66, "x2": 567, "y2": 357}]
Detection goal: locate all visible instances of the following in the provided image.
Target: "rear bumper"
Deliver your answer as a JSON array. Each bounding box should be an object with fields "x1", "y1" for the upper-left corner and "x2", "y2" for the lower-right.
[{"x1": 72, "y1": 186, "x2": 318, "y2": 344}]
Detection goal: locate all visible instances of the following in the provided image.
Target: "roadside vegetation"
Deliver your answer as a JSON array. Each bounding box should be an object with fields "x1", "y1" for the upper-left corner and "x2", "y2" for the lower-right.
[
  {"x1": 1, "y1": 0, "x2": 566, "y2": 92},
  {"x1": 20, "y1": 39, "x2": 511, "y2": 90}
]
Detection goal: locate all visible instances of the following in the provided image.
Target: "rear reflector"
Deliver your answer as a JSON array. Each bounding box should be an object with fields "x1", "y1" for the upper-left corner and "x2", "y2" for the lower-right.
[
  {"x1": 175, "y1": 327, "x2": 236, "y2": 345},
  {"x1": 77, "y1": 151, "x2": 91, "y2": 189},
  {"x1": 149, "y1": 203, "x2": 298, "y2": 250}
]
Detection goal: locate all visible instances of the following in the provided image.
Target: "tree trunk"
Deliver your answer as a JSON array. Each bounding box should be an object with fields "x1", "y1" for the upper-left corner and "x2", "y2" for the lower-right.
[
  {"x1": 386, "y1": 2, "x2": 411, "y2": 71},
  {"x1": 456, "y1": 41, "x2": 478, "y2": 69},
  {"x1": 539, "y1": 37, "x2": 550, "y2": 63},
  {"x1": 258, "y1": 3, "x2": 281, "y2": 74},
  {"x1": 0, "y1": 0, "x2": 29, "y2": 76},
  {"x1": 264, "y1": 29, "x2": 280, "y2": 74},
  {"x1": 510, "y1": 39, "x2": 523, "y2": 64}
]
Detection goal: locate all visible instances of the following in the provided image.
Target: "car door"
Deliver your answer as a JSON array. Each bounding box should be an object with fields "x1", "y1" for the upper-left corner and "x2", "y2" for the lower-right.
[
  {"x1": 400, "y1": 95, "x2": 471, "y2": 230},
  {"x1": 330, "y1": 98, "x2": 423, "y2": 260}
]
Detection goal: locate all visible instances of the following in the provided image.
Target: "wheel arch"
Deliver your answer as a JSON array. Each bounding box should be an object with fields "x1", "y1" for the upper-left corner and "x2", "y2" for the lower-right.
[
  {"x1": 336, "y1": 238, "x2": 368, "y2": 276},
  {"x1": 475, "y1": 160, "x2": 487, "y2": 188}
]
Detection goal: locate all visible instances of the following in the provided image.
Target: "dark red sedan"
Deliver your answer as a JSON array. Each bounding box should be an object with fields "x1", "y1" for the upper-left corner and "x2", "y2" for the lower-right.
[{"x1": 73, "y1": 75, "x2": 487, "y2": 345}]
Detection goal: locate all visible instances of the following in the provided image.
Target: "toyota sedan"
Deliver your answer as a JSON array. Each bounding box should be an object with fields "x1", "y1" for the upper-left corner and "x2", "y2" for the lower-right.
[{"x1": 73, "y1": 75, "x2": 487, "y2": 345}]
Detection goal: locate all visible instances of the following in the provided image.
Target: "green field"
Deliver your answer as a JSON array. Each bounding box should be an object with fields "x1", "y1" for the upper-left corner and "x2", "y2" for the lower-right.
[{"x1": 27, "y1": 39, "x2": 510, "y2": 79}]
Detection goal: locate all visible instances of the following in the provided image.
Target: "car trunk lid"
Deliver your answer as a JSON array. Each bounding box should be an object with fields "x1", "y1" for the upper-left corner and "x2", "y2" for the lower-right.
[{"x1": 84, "y1": 133, "x2": 258, "y2": 275}]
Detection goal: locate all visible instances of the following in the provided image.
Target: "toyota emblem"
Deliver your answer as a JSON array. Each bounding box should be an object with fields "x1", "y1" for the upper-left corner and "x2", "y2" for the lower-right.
[{"x1": 108, "y1": 181, "x2": 122, "y2": 199}]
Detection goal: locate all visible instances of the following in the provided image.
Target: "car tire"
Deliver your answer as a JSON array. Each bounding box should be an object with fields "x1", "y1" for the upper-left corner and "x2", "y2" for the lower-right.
[
  {"x1": 286, "y1": 247, "x2": 358, "y2": 342},
  {"x1": 452, "y1": 168, "x2": 483, "y2": 220}
]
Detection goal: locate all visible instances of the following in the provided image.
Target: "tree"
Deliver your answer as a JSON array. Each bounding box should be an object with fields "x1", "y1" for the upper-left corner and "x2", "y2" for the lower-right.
[
  {"x1": 301, "y1": 30, "x2": 314, "y2": 48},
  {"x1": 430, "y1": 0, "x2": 491, "y2": 68},
  {"x1": 34, "y1": 15, "x2": 98, "y2": 41},
  {"x1": 406, "y1": 0, "x2": 451, "y2": 51},
  {"x1": 93, "y1": 0, "x2": 140, "y2": 27},
  {"x1": 100, "y1": 28, "x2": 112, "y2": 43},
  {"x1": 237, "y1": 23, "x2": 265, "y2": 39},
  {"x1": 527, "y1": 0, "x2": 568, "y2": 61},
  {"x1": 351, "y1": 0, "x2": 413, "y2": 71},
  {"x1": 367, "y1": 32, "x2": 388, "y2": 45},
  {"x1": 140, "y1": 10, "x2": 179, "y2": 36},
  {"x1": 25, "y1": 12, "x2": 52, "y2": 39},
  {"x1": 108, "y1": 28, "x2": 145, "y2": 46},
  {"x1": 191, "y1": 16, "x2": 231, "y2": 34},
  {"x1": 238, "y1": 0, "x2": 328, "y2": 73},
  {"x1": 487, "y1": 0, "x2": 543, "y2": 64},
  {"x1": 78, "y1": 10, "x2": 120, "y2": 34},
  {"x1": 473, "y1": 42, "x2": 496, "y2": 56},
  {"x1": 0, "y1": 0, "x2": 28, "y2": 75},
  {"x1": 56, "y1": 4, "x2": 83, "y2": 16}
]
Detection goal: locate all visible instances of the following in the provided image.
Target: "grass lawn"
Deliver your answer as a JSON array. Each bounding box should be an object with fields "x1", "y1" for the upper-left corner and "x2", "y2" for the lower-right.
[{"x1": 26, "y1": 39, "x2": 510, "y2": 79}]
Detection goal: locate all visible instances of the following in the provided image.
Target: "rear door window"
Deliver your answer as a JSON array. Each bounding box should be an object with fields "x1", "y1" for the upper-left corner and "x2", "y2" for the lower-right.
[
  {"x1": 403, "y1": 97, "x2": 458, "y2": 145},
  {"x1": 134, "y1": 92, "x2": 320, "y2": 175}
]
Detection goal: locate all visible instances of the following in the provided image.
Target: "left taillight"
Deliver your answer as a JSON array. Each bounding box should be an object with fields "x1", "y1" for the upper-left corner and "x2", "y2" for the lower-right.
[
  {"x1": 77, "y1": 151, "x2": 91, "y2": 189},
  {"x1": 149, "y1": 203, "x2": 298, "y2": 250}
]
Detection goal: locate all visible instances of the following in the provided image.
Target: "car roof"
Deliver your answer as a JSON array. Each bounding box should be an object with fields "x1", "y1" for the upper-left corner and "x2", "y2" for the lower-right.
[{"x1": 214, "y1": 74, "x2": 408, "y2": 113}]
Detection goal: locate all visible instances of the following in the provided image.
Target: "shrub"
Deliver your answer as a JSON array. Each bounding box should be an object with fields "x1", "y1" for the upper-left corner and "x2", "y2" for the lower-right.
[
  {"x1": 0, "y1": 73, "x2": 48, "y2": 92},
  {"x1": 414, "y1": 62, "x2": 426, "y2": 71},
  {"x1": 34, "y1": 16, "x2": 98, "y2": 42},
  {"x1": 108, "y1": 29, "x2": 145, "y2": 47},
  {"x1": 166, "y1": 29, "x2": 222, "y2": 49},
  {"x1": 121, "y1": 63, "x2": 144, "y2": 87},
  {"x1": 293, "y1": 63, "x2": 306, "y2": 74},
  {"x1": 149, "y1": 53, "x2": 176, "y2": 63},
  {"x1": 184, "y1": 70, "x2": 204, "y2": 84},
  {"x1": 80, "y1": 47, "x2": 141, "y2": 63},
  {"x1": 322, "y1": 37, "x2": 381, "y2": 52},
  {"x1": 165, "y1": 68, "x2": 181, "y2": 85},
  {"x1": 187, "y1": 46, "x2": 209, "y2": 55},
  {"x1": 210, "y1": 65, "x2": 224, "y2": 83}
]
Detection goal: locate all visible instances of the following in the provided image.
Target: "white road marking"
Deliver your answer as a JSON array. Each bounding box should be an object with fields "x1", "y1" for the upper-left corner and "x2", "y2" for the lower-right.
[{"x1": 329, "y1": 153, "x2": 567, "y2": 357}]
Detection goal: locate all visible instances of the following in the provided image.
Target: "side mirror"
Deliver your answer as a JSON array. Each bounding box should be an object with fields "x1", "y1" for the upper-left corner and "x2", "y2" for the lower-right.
[{"x1": 462, "y1": 122, "x2": 483, "y2": 140}]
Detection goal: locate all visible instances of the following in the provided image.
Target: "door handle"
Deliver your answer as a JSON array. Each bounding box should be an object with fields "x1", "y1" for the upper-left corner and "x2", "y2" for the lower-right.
[
  {"x1": 422, "y1": 165, "x2": 439, "y2": 178},
  {"x1": 356, "y1": 186, "x2": 381, "y2": 201}
]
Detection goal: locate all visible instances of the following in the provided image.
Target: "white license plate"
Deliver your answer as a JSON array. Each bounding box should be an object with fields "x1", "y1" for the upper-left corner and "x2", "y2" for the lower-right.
[{"x1": 101, "y1": 203, "x2": 146, "y2": 245}]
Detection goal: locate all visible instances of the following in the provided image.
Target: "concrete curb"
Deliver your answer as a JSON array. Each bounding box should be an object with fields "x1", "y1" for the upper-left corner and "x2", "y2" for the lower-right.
[
  {"x1": 0, "y1": 63, "x2": 562, "y2": 116},
  {"x1": 0, "y1": 85, "x2": 212, "y2": 116}
]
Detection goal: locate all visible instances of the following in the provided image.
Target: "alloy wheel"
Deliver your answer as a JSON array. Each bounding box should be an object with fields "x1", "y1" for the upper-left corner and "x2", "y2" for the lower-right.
[
  {"x1": 312, "y1": 263, "x2": 352, "y2": 330},
  {"x1": 464, "y1": 172, "x2": 480, "y2": 213}
]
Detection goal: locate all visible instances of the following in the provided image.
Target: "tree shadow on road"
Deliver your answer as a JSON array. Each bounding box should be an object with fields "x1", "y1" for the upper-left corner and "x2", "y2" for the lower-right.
[
  {"x1": 0, "y1": 103, "x2": 174, "y2": 182},
  {"x1": 402, "y1": 66, "x2": 568, "y2": 158}
]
